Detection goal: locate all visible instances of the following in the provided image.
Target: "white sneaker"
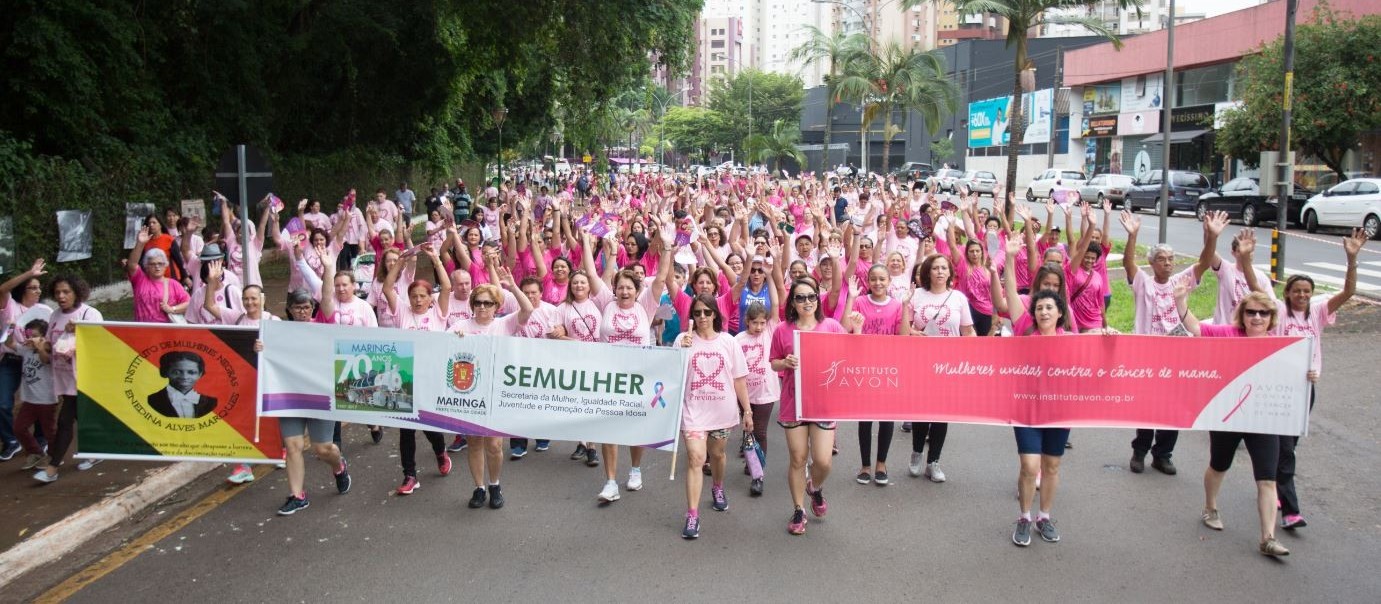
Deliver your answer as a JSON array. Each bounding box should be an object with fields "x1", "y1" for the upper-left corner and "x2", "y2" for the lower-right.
[
  {"x1": 598, "y1": 480, "x2": 621, "y2": 502},
  {"x1": 33, "y1": 469, "x2": 58, "y2": 483},
  {"x1": 626, "y1": 468, "x2": 643, "y2": 491},
  {"x1": 908, "y1": 452, "x2": 924, "y2": 477},
  {"x1": 77, "y1": 458, "x2": 104, "y2": 471},
  {"x1": 925, "y1": 461, "x2": 946, "y2": 483},
  {"x1": 226, "y1": 464, "x2": 255, "y2": 484}
]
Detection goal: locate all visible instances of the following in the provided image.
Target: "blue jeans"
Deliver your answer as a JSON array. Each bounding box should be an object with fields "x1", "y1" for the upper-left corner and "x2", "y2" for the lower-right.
[{"x1": 0, "y1": 355, "x2": 21, "y2": 446}]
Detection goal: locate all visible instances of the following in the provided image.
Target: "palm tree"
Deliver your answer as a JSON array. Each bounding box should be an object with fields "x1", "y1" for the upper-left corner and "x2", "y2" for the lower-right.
[
  {"x1": 744, "y1": 119, "x2": 807, "y2": 173},
  {"x1": 788, "y1": 26, "x2": 870, "y2": 174},
  {"x1": 833, "y1": 41, "x2": 960, "y2": 174},
  {"x1": 928, "y1": 0, "x2": 1141, "y2": 216}
]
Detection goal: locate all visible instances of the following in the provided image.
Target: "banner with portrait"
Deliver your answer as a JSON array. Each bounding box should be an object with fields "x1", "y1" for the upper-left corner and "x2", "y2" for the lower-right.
[
  {"x1": 124, "y1": 203, "x2": 156, "y2": 250},
  {"x1": 76, "y1": 323, "x2": 281, "y2": 463}
]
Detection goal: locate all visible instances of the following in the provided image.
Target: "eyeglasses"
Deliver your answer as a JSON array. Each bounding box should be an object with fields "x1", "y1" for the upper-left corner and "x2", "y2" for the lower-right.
[
  {"x1": 1243, "y1": 308, "x2": 1273, "y2": 318},
  {"x1": 473, "y1": 300, "x2": 497, "y2": 308},
  {"x1": 692, "y1": 309, "x2": 716, "y2": 317},
  {"x1": 792, "y1": 293, "x2": 819, "y2": 304}
]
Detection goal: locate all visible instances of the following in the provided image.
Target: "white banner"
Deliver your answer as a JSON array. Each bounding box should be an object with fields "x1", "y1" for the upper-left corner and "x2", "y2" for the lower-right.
[{"x1": 259, "y1": 321, "x2": 686, "y2": 448}]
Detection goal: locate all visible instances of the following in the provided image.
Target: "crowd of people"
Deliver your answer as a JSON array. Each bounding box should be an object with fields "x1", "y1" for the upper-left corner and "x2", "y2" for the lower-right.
[{"x1": 0, "y1": 166, "x2": 1365, "y2": 555}]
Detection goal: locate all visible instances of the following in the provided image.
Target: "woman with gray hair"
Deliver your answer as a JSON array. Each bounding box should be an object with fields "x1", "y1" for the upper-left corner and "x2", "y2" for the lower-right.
[{"x1": 128, "y1": 226, "x2": 191, "y2": 323}]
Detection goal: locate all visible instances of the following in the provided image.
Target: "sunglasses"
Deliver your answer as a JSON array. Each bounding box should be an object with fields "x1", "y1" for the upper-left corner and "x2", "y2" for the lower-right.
[
  {"x1": 792, "y1": 293, "x2": 819, "y2": 304},
  {"x1": 473, "y1": 300, "x2": 497, "y2": 308},
  {"x1": 692, "y1": 309, "x2": 716, "y2": 318},
  {"x1": 751, "y1": 268, "x2": 765, "y2": 274},
  {"x1": 1242, "y1": 308, "x2": 1273, "y2": 318}
]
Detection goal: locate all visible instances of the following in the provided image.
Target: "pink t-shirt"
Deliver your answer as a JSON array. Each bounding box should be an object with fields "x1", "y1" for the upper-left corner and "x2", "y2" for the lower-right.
[
  {"x1": 1213, "y1": 259, "x2": 1276, "y2": 325},
  {"x1": 682, "y1": 331, "x2": 748, "y2": 432},
  {"x1": 187, "y1": 276, "x2": 242, "y2": 324},
  {"x1": 855, "y1": 295, "x2": 902, "y2": 335},
  {"x1": 770, "y1": 318, "x2": 846, "y2": 423},
  {"x1": 1131, "y1": 267, "x2": 1197, "y2": 335},
  {"x1": 217, "y1": 308, "x2": 279, "y2": 327},
  {"x1": 1275, "y1": 299, "x2": 1334, "y2": 375},
  {"x1": 1198, "y1": 323, "x2": 1246, "y2": 338},
  {"x1": 327, "y1": 296, "x2": 379, "y2": 328},
  {"x1": 394, "y1": 304, "x2": 447, "y2": 332},
  {"x1": 736, "y1": 327, "x2": 780, "y2": 406},
  {"x1": 452, "y1": 314, "x2": 522, "y2": 336},
  {"x1": 673, "y1": 289, "x2": 739, "y2": 334},
  {"x1": 1066, "y1": 264, "x2": 1105, "y2": 332},
  {"x1": 953, "y1": 259, "x2": 994, "y2": 316},
  {"x1": 556, "y1": 288, "x2": 614, "y2": 342},
  {"x1": 444, "y1": 298, "x2": 473, "y2": 331},
  {"x1": 517, "y1": 302, "x2": 560, "y2": 339},
  {"x1": 541, "y1": 275, "x2": 570, "y2": 306},
  {"x1": 130, "y1": 270, "x2": 190, "y2": 324},
  {"x1": 47, "y1": 305, "x2": 102, "y2": 397},
  {"x1": 600, "y1": 289, "x2": 658, "y2": 345},
  {"x1": 909, "y1": 288, "x2": 973, "y2": 336}
]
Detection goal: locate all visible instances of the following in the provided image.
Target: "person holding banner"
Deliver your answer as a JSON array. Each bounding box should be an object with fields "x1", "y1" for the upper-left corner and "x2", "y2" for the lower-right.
[
  {"x1": 770, "y1": 279, "x2": 846, "y2": 535},
  {"x1": 675, "y1": 294, "x2": 752, "y2": 539},
  {"x1": 35, "y1": 275, "x2": 102, "y2": 484},
  {"x1": 205, "y1": 259, "x2": 279, "y2": 484},
  {"x1": 844, "y1": 267, "x2": 903, "y2": 486},
  {"x1": 901, "y1": 254, "x2": 975, "y2": 483}
]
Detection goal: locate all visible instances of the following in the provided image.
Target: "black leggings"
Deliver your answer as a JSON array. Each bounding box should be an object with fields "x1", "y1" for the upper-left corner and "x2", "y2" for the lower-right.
[
  {"x1": 970, "y1": 306, "x2": 994, "y2": 336},
  {"x1": 1208, "y1": 431, "x2": 1279, "y2": 481},
  {"x1": 911, "y1": 422, "x2": 947, "y2": 463},
  {"x1": 750, "y1": 403, "x2": 774, "y2": 449},
  {"x1": 858, "y1": 421, "x2": 894, "y2": 467},
  {"x1": 48, "y1": 394, "x2": 79, "y2": 468},
  {"x1": 1277, "y1": 385, "x2": 1316, "y2": 516},
  {"x1": 399, "y1": 429, "x2": 446, "y2": 477}
]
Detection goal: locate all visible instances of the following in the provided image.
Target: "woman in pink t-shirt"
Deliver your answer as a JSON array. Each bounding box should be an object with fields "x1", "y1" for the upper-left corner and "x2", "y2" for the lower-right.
[
  {"x1": 735, "y1": 302, "x2": 779, "y2": 497},
  {"x1": 902, "y1": 253, "x2": 974, "y2": 483},
  {"x1": 672, "y1": 294, "x2": 751, "y2": 539},
  {"x1": 127, "y1": 227, "x2": 191, "y2": 324},
  {"x1": 204, "y1": 259, "x2": 280, "y2": 484},
  {"x1": 34, "y1": 275, "x2": 103, "y2": 484},
  {"x1": 769, "y1": 279, "x2": 846, "y2": 536},
  {"x1": 843, "y1": 266, "x2": 904, "y2": 486}
]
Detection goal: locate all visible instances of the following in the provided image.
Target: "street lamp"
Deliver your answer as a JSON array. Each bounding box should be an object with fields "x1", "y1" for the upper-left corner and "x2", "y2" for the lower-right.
[{"x1": 492, "y1": 106, "x2": 508, "y2": 185}]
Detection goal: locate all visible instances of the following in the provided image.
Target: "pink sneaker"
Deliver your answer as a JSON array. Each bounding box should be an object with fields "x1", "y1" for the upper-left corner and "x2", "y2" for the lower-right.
[
  {"x1": 787, "y1": 508, "x2": 807, "y2": 535},
  {"x1": 1282, "y1": 514, "x2": 1307, "y2": 530},
  {"x1": 437, "y1": 453, "x2": 452, "y2": 476},
  {"x1": 809, "y1": 486, "x2": 828, "y2": 518},
  {"x1": 397, "y1": 476, "x2": 420, "y2": 495}
]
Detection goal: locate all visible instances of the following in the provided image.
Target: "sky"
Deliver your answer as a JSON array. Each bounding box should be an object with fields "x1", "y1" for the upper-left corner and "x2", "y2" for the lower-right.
[{"x1": 1191, "y1": 0, "x2": 1270, "y2": 18}]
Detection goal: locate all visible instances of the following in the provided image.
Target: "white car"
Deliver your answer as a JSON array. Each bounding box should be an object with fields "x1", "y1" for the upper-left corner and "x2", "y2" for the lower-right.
[
  {"x1": 1026, "y1": 168, "x2": 1088, "y2": 201},
  {"x1": 1300, "y1": 178, "x2": 1381, "y2": 240},
  {"x1": 934, "y1": 169, "x2": 965, "y2": 192}
]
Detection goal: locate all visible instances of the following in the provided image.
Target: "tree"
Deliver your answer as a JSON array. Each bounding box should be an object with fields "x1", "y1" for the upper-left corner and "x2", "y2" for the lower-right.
[
  {"x1": 661, "y1": 106, "x2": 727, "y2": 161},
  {"x1": 833, "y1": 41, "x2": 959, "y2": 174},
  {"x1": 745, "y1": 119, "x2": 807, "y2": 173},
  {"x1": 940, "y1": 0, "x2": 1139, "y2": 216},
  {"x1": 1216, "y1": 9, "x2": 1381, "y2": 181},
  {"x1": 789, "y1": 27, "x2": 870, "y2": 173},
  {"x1": 707, "y1": 70, "x2": 805, "y2": 159},
  {"x1": 931, "y1": 138, "x2": 956, "y2": 164}
]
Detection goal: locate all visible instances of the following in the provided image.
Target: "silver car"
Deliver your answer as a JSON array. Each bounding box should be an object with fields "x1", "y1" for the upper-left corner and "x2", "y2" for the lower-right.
[
  {"x1": 1078, "y1": 173, "x2": 1135, "y2": 208},
  {"x1": 958, "y1": 170, "x2": 998, "y2": 196},
  {"x1": 935, "y1": 169, "x2": 966, "y2": 192}
]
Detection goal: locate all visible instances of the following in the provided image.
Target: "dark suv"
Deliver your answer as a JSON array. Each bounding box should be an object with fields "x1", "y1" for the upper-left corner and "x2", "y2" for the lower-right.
[
  {"x1": 1194, "y1": 177, "x2": 1313, "y2": 226},
  {"x1": 891, "y1": 162, "x2": 933, "y2": 183},
  {"x1": 1125, "y1": 170, "x2": 1211, "y2": 215}
]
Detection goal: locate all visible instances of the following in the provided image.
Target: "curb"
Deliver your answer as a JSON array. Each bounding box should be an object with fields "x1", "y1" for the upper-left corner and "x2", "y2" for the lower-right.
[{"x1": 0, "y1": 461, "x2": 217, "y2": 587}]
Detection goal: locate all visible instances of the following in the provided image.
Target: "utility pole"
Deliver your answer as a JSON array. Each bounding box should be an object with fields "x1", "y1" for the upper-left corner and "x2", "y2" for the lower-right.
[
  {"x1": 1157, "y1": 0, "x2": 1175, "y2": 245},
  {"x1": 1047, "y1": 46, "x2": 1063, "y2": 170},
  {"x1": 1272, "y1": 0, "x2": 1298, "y2": 283}
]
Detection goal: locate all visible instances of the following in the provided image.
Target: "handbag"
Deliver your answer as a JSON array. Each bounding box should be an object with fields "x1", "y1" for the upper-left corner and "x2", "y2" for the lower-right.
[
  {"x1": 743, "y1": 432, "x2": 765, "y2": 479},
  {"x1": 163, "y1": 280, "x2": 188, "y2": 324}
]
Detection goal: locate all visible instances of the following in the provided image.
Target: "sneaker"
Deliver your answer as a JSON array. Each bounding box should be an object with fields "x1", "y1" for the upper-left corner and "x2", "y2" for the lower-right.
[
  {"x1": 397, "y1": 475, "x2": 420, "y2": 495},
  {"x1": 1202, "y1": 509, "x2": 1224, "y2": 530},
  {"x1": 570, "y1": 444, "x2": 587, "y2": 460},
  {"x1": 808, "y1": 487, "x2": 827, "y2": 518},
  {"x1": 873, "y1": 471, "x2": 890, "y2": 486},
  {"x1": 702, "y1": 462, "x2": 711, "y2": 476},
  {"x1": 20, "y1": 454, "x2": 46, "y2": 471},
  {"x1": 787, "y1": 508, "x2": 807, "y2": 535},
  {"x1": 437, "y1": 452, "x2": 452, "y2": 476},
  {"x1": 1129, "y1": 452, "x2": 1146, "y2": 474},
  {"x1": 487, "y1": 484, "x2": 505, "y2": 509},
  {"x1": 925, "y1": 461, "x2": 947, "y2": 483},
  {"x1": 900, "y1": 422, "x2": 912, "y2": 433},
  {"x1": 77, "y1": 458, "x2": 104, "y2": 471},
  {"x1": 0, "y1": 442, "x2": 20, "y2": 461},
  {"x1": 510, "y1": 446, "x2": 528, "y2": 459},
  {"x1": 227, "y1": 464, "x2": 256, "y2": 484},
  {"x1": 447, "y1": 435, "x2": 467, "y2": 452},
  {"x1": 277, "y1": 495, "x2": 310, "y2": 516},
  {"x1": 1151, "y1": 457, "x2": 1178, "y2": 475},
  {"x1": 334, "y1": 460, "x2": 352, "y2": 494},
  {"x1": 1035, "y1": 517, "x2": 1060, "y2": 542},
  {"x1": 534, "y1": 440, "x2": 551, "y2": 452},
  {"x1": 682, "y1": 513, "x2": 701, "y2": 539},
  {"x1": 1013, "y1": 518, "x2": 1033, "y2": 547},
  {"x1": 1259, "y1": 537, "x2": 1290, "y2": 557},
  {"x1": 598, "y1": 480, "x2": 621, "y2": 502},
  {"x1": 467, "y1": 486, "x2": 487, "y2": 508},
  {"x1": 370, "y1": 427, "x2": 384, "y2": 444},
  {"x1": 750, "y1": 478, "x2": 764, "y2": 497},
  {"x1": 1282, "y1": 514, "x2": 1308, "y2": 530},
  {"x1": 585, "y1": 447, "x2": 600, "y2": 467},
  {"x1": 711, "y1": 486, "x2": 728, "y2": 511},
  {"x1": 908, "y1": 451, "x2": 924, "y2": 477},
  {"x1": 855, "y1": 471, "x2": 872, "y2": 484},
  {"x1": 626, "y1": 468, "x2": 644, "y2": 491}
]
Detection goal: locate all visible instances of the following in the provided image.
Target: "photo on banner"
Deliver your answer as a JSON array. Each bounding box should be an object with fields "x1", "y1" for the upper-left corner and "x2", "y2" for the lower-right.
[
  {"x1": 124, "y1": 202, "x2": 155, "y2": 250},
  {"x1": 180, "y1": 198, "x2": 207, "y2": 225},
  {"x1": 76, "y1": 323, "x2": 282, "y2": 463},
  {"x1": 0, "y1": 216, "x2": 13, "y2": 274},
  {"x1": 56, "y1": 210, "x2": 92, "y2": 262}
]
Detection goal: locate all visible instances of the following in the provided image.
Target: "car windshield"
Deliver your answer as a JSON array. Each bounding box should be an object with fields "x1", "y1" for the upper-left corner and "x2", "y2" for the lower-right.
[
  {"x1": 1173, "y1": 173, "x2": 1209, "y2": 187},
  {"x1": 1060, "y1": 171, "x2": 1085, "y2": 180},
  {"x1": 977, "y1": 171, "x2": 995, "y2": 179},
  {"x1": 941, "y1": 170, "x2": 963, "y2": 178}
]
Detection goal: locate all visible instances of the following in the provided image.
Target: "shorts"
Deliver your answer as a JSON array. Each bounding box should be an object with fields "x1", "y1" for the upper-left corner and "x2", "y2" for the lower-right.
[
  {"x1": 1014, "y1": 427, "x2": 1070, "y2": 456},
  {"x1": 1208, "y1": 431, "x2": 1279, "y2": 481},
  {"x1": 278, "y1": 417, "x2": 336, "y2": 444},
  {"x1": 778, "y1": 421, "x2": 837, "y2": 430},
  {"x1": 684, "y1": 428, "x2": 732, "y2": 441}
]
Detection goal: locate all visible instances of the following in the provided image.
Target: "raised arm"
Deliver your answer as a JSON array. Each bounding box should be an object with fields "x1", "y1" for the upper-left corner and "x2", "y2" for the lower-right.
[
  {"x1": 127, "y1": 227, "x2": 150, "y2": 277},
  {"x1": 1119, "y1": 210, "x2": 1141, "y2": 285},
  {"x1": 316, "y1": 244, "x2": 339, "y2": 319},
  {"x1": 1233, "y1": 229, "x2": 1263, "y2": 295},
  {"x1": 203, "y1": 260, "x2": 227, "y2": 321},
  {"x1": 1175, "y1": 282, "x2": 1200, "y2": 337},
  {"x1": 0, "y1": 258, "x2": 46, "y2": 299},
  {"x1": 1195, "y1": 210, "x2": 1230, "y2": 282},
  {"x1": 580, "y1": 233, "x2": 604, "y2": 296},
  {"x1": 380, "y1": 248, "x2": 411, "y2": 316},
  {"x1": 1003, "y1": 236, "x2": 1027, "y2": 326},
  {"x1": 1328, "y1": 228, "x2": 1366, "y2": 314},
  {"x1": 429, "y1": 243, "x2": 452, "y2": 317}
]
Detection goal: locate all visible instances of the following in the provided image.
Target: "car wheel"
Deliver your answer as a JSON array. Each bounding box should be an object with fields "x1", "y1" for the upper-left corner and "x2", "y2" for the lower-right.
[
  {"x1": 1365, "y1": 214, "x2": 1381, "y2": 240},
  {"x1": 1242, "y1": 204, "x2": 1258, "y2": 227},
  {"x1": 1026, "y1": 188, "x2": 1035, "y2": 202},
  {"x1": 1195, "y1": 201, "x2": 1207, "y2": 221},
  {"x1": 1305, "y1": 210, "x2": 1319, "y2": 233}
]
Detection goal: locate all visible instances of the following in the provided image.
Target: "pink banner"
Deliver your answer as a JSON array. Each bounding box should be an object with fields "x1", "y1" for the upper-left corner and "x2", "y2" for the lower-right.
[{"x1": 795, "y1": 332, "x2": 1312, "y2": 436}]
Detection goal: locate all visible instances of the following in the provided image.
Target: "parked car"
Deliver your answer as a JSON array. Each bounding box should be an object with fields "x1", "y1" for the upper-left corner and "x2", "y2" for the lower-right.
[
  {"x1": 1026, "y1": 169, "x2": 1088, "y2": 201},
  {"x1": 934, "y1": 169, "x2": 966, "y2": 192},
  {"x1": 1300, "y1": 178, "x2": 1381, "y2": 240},
  {"x1": 957, "y1": 170, "x2": 999, "y2": 196},
  {"x1": 1194, "y1": 177, "x2": 1313, "y2": 227},
  {"x1": 1124, "y1": 170, "x2": 1211, "y2": 214},
  {"x1": 1078, "y1": 173, "x2": 1135, "y2": 208},
  {"x1": 890, "y1": 162, "x2": 933, "y2": 182}
]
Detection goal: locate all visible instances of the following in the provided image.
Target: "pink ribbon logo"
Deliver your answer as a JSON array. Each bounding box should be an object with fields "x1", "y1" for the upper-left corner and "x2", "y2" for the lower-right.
[
  {"x1": 608, "y1": 312, "x2": 641, "y2": 343},
  {"x1": 690, "y1": 352, "x2": 727, "y2": 392},
  {"x1": 1221, "y1": 384, "x2": 1253, "y2": 423},
  {"x1": 742, "y1": 343, "x2": 766, "y2": 376}
]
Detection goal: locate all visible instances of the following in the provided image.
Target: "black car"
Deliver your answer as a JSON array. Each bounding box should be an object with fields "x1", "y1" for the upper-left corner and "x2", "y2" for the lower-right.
[
  {"x1": 1194, "y1": 177, "x2": 1314, "y2": 226},
  {"x1": 890, "y1": 162, "x2": 933, "y2": 183},
  {"x1": 1125, "y1": 170, "x2": 1211, "y2": 215}
]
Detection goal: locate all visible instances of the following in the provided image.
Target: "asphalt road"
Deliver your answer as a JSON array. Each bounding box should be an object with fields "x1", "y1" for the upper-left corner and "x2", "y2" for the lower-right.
[{"x1": 15, "y1": 311, "x2": 1381, "y2": 603}]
